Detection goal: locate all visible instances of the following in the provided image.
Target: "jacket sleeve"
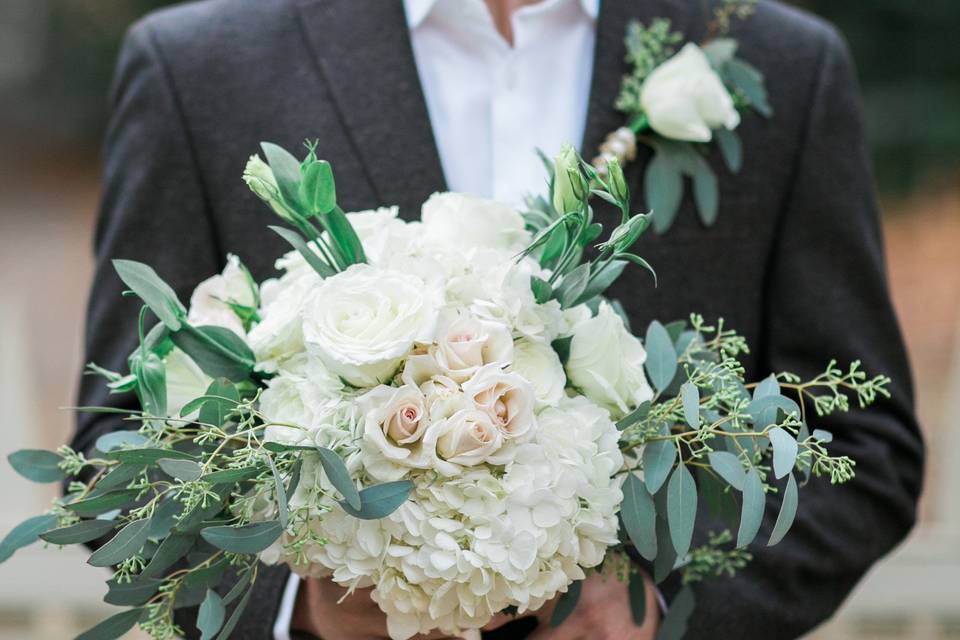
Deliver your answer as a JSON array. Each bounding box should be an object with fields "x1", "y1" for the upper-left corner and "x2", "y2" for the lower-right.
[
  {"x1": 681, "y1": 27, "x2": 925, "y2": 640},
  {"x1": 72, "y1": 18, "x2": 221, "y2": 456}
]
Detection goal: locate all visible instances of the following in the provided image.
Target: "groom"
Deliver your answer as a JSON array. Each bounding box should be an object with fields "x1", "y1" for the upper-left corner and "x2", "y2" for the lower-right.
[{"x1": 75, "y1": 0, "x2": 924, "y2": 638}]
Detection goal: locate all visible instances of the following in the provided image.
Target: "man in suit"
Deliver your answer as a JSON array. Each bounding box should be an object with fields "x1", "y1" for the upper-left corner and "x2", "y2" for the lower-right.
[{"x1": 73, "y1": 0, "x2": 924, "y2": 638}]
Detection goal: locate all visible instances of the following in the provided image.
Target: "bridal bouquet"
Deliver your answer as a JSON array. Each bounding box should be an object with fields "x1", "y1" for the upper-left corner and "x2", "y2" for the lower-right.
[{"x1": 1, "y1": 143, "x2": 888, "y2": 640}]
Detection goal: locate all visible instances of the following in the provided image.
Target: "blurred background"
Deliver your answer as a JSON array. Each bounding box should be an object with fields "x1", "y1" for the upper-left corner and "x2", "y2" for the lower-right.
[{"x1": 0, "y1": 0, "x2": 957, "y2": 638}]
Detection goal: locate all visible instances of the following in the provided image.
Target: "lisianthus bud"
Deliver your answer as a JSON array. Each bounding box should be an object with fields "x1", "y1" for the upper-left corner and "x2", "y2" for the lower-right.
[
  {"x1": 243, "y1": 155, "x2": 293, "y2": 222},
  {"x1": 552, "y1": 144, "x2": 588, "y2": 214},
  {"x1": 606, "y1": 157, "x2": 629, "y2": 204}
]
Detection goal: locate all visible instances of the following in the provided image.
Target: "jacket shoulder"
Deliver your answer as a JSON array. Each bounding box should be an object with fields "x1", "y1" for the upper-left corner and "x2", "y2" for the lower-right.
[{"x1": 741, "y1": 1, "x2": 848, "y2": 69}]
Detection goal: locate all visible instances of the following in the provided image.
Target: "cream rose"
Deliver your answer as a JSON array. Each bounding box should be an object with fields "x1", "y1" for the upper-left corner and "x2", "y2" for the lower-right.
[
  {"x1": 360, "y1": 385, "x2": 430, "y2": 480},
  {"x1": 565, "y1": 302, "x2": 654, "y2": 417},
  {"x1": 302, "y1": 264, "x2": 440, "y2": 387},
  {"x1": 403, "y1": 315, "x2": 513, "y2": 385},
  {"x1": 509, "y1": 338, "x2": 566, "y2": 408},
  {"x1": 423, "y1": 409, "x2": 503, "y2": 475},
  {"x1": 640, "y1": 43, "x2": 740, "y2": 142},
  {"x1": 187, "y1": 254, "x2": 257, "y2": 335},
  {"x1": 461, "y1": 363, "x2": 536, "y2": 440},
  {"x1": 419, "y1": 375, "x2": 467, "y2": 421},
  {"x1": 421, "y1": 192, "x2": 530, "y2": 253}
]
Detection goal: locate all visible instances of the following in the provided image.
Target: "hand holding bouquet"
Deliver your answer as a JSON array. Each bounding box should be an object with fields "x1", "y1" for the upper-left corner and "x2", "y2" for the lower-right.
[{"x1": 1, "y1": 142, "x2": 888, "y2": 640}]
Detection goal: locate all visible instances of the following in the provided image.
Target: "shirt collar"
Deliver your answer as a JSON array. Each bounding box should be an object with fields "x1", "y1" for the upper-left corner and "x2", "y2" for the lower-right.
[{"x1": 403, "y1": 0, "x2": 599, "y2": 29}]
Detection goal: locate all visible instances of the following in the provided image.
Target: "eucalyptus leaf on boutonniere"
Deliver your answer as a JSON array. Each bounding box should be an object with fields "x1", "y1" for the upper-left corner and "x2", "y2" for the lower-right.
[{"x1": 593, "y1": 0, "x2": 771, "y2": 232}]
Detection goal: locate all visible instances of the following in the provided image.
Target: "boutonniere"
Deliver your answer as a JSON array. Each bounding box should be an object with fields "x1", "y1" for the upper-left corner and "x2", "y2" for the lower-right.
[{"x1": 593, "y1": 1, "x2": 771, "y2": 233}]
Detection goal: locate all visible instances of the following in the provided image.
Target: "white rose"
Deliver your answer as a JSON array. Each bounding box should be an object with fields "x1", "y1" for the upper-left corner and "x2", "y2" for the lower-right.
[
  {"x1": 164, "y1": 348, "x2": 211, "y2": 419},
  {"x1": 423, "y1": 409, "x2": 503, "y2": 474},
  {"x1": 360, "y1": 385, "x2": 430, "y2": 479},
  {"x1": 565, "y1": 302, "x2": 654, "y2": 417},
  {"x1": 421, "y1": 193, "x2": 529, "y2": 253},
  {"x1": 640, "y1": 43, "x2": 740, "y2": 142},
  {"x1": 510, "y1": 338, "x2": 566, "y2": 408},
  {"x1": 419, "y1": 374, "x2": 467, "y2": 421},
  {"x1": 302, "y1": 264, "x2": 440, "y2": 387},
  {"x1": 247, "y1": 271, "x2": 316, "y2": 372},
  {"x1": 187, "y1": 254, "x2": 257, "y2": 335},
  {"x1": 403, "y1": 314, "x2": 513, "y2": 385},
  {"x1": 461, "y1": 363, "x2": 536, "y2": 440}
]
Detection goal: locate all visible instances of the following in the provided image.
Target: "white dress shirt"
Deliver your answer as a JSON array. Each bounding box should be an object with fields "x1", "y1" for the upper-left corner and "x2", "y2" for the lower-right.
[{"x1": 275, "y1": 2, "x2": 598, "y2": 637}]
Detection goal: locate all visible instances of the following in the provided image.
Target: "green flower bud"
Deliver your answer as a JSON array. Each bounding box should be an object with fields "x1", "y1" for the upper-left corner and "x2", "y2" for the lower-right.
[
  {"x1": 606, "y1": 156, "x2": 629, "y2": 204},
  {"x1": 243, "y1": 154, "x2": 293, "y2": 222},
  {"x1": 552, "y1": 144, "x2": 589, "y2": 214}
]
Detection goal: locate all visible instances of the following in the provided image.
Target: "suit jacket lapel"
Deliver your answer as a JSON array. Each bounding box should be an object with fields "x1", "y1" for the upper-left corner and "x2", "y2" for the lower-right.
[{"x1": 295, "y1": 0, "x2": 446, "y2": 219}]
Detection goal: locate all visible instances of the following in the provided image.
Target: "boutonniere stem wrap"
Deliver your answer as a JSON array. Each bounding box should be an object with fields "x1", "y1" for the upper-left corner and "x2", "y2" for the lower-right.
[{"x1": 594, "y1": 3, "x2": 771, "y2": 233}]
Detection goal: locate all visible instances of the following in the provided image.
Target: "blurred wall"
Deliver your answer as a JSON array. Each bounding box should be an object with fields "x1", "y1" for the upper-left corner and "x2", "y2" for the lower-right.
[{"x1": 0, "y1": 1, "x2": 957, "y2": 639}]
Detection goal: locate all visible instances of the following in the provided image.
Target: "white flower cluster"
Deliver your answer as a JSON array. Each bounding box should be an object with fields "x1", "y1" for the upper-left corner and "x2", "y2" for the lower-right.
[{"x1": 181, "y1": 193, "x2": 654, "y2": 639}]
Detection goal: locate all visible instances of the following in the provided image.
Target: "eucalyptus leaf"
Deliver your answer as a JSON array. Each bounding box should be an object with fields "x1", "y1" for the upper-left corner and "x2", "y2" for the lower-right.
[
  {"x1": 746, "y1": 394, "x2": 801, "y2": 428},
  {"x1": 200, "y1": 521, "x2": 284, "y2": 554},
  {"x1": 158, "y1": 458, "x2": 203, "y2": 482},
  {"x1": 707, "y1": 451, "x2": 746, "y2": 491},
  {"x1": 88, "y1": 518, "x2": 151, "y2": 567},
  {"x1": 267, "y1": 456, "x2": 289, "y2": 528},
  {"x1": 0, "y1": 514, "x2": 57, "y2": 563},
  {"x1": 621, "y1": 474, "x2": 657, "y2": 561},
  {"x1": 7, "y1": 449, "x2": 65, "y2": 483},
  {"x1": 215, "y1": 578, "x2": 254, "y2": 640},
  {"x1": 656, "y1": 586, "x2": 695, "y2": 640},
  {"x1": 67, "y1": 490, "x2": 140, "y2": 517},
  {"x1": 95, "y1": 431, "x2": 149, "y2": 453},
  {"x1": 691, "y1": 159, "x2": 719, "y2": 227},
  {"x1": 318, "y1": 448, "x2": 362, "y2": 510},
  {"x1": 198, "y1": 379, "x2": 240, "y2": 427},
  {"x1": 715, "y1": 128, "x2": 743, "y2": 173},
  {"x1": 644, "y1": 321, "x2": 677, "y2": 393},
  {"x1": 341, "y1": 481, "x2": 414, "y2": 520},
  {"x1": 40, "y1": 519, "x2": 117, "y2": 545},
  {"x1": 680, "y1": 382, "x2": 700, "y2": 429},
  {"x1": 112, "y1": 260, "x2": 185, "y2": 330},
  {"x1": 642, "y1": 439, "x2": 677, "y2": 494},
  {"x1": 812, "y1": 429, "x2": 833, "y2": 443},
  {"x1": 768, "y1": 473, "x2": 799, "y2": 546},
  {"x1": 628, "y1": 570, "x2": 647, "y2": 626},
  {"x1": 652, "y1": 516, "x2": 677, "y2": 584},
  {"x1": 198, "y1": 589, "x2": 226, "y2": 640},
  {"x1": 75, "y1": 607, "x2": 144, "y2": 640},
  {"x1": 768, "y1": 427, "x2": 799, "y2": 479},
  {"x1": 549, "y1": 579, "x2": 582, "y2": 627},
  {"x1": 644, "y1": 152, "x2": 683, "y2": 233},
  {"x1": 737, "y1": 468, "x2": 765, "y2": 548},
  {"x1": 666, "y1": 464, "x2": 697, "y2": 558},
  {"x1": 141, "y1": 533, "x2": 196, "y2": 579},
  {"x1": 104, "y1": 577, "x2": 163, "y2": 606},
  {"x1": 203, "y1": 467, "x2": 264, "y2": 484},
  {"x1": 616, "y1": 400, "x2": 650, "y2": 431},
  {"x1": 107, "y1": 448, "x2": 198, "y2": 465}
]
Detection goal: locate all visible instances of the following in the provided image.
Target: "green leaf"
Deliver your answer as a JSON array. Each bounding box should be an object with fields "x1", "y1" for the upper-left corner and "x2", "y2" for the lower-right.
[
  {"x1": 266, "y1": 456, "x2": 289, "y2": 528},
  {"x1": 652, "y1": 516, "x2": 677, "y2": 584},
  {"x1": 88, "y1": 518, "x2": 151, "y2": 567},
  {"x1": 530, "y1": 276, "x2": 553, "y2": 304},
  {"x1": 768, "y1": 473, "x2": 799, "y2": 546},
  {"x1": 198, "y1": 379, "x2": 240, "y2": 427},
  {"x1": 107, "y1": 448, "x2": 198, "y2": 464},
  {"x1": 261, "y1": 142, "x2": 303, "y2": 210},
  {"x1": 575, "y1": 260, "x2": 627, "y2": 305},
  {"x1": 75, "y1": 607, "x2": 144, "y2": 640},
  {"x1": 112, "y1": 260, "x2": 185, "y2": 330},
  {"x1": 616, "y1": 400, "x2": 650, "y2": 431},
  {"x1": 104, "y1": 577, "x2": 163, "y2": 606},
  {"x1": 656, "y1": 586, "x2": 695, "y2": 640},
  {"x1": 666, "y1": 464, "x2": 697, "y2": 558},
  {"x1": 621, "y1": 474, "x2": 657, "y2": 561},
  {"x1": 551, "y1": 336, "x2": 573, "y2": 365},
  {"x1": 737, "y1": 468, "x2": 765, "y2": 548},
  {"x1": 325, "y1": 206, "x2": 366, "y2": 265},
  {"x1": 714, "y1": 128, "x2": 743, "y2": 173},
  {"x1": 67, "y1": 490, "x2": 140, "y2": 517},
  {"x1": 203, "y1": 467, "x2": 264, "y2": 484},
  {"x1": 644, "y1": 152, "x2": 683, "y2": 233},
  {"x1": 550, "y1": 579, "x2": 582, "y2": 627},
  {"x1": 746, "y1": 394, "x2": 801, "y2": 428},
  {"x1": 341, "y1": 480, "x2": 413, "y2": 520},
  {"x1": 724, "y1": 57, "x2": 772, "y2": 117},
  {"x1": 619, "y1": 253, "x2": 658, "y2": 287},
  {"x1": 215, "y1": 577, "x2": 254, "y2": 640},
  {"x1": 299, "y1": 160, "x2": 337, "y2": 215},
  {"x1": 95, "y1": 431, "x2": 149, "y2": 453},
  {"x1": 0, "y1": 514, "x2": 57, "y2": 563},
  {"x1": 642, "y1": 439, "x2": 677, "y2": 494},
  {"x1": 158, "y1": 458, "x2": 203, "y2": 482},
  {"x1": 702, "y1": 38, "x2": 737, "y2": 66},
  {"x1": 200, "y1": 521, "x2": 283, "y2": 554},
  {"x1": 8, "y1": 449, "x2": 65, "y2": 483},
  {"x1": 170, "y1": 325, "x2": 255, "y2": 382},
  {"x1": 131, "y1": 350, "x2": 166, "y2": 417},
  {"x1": 184, "y1": 557, "x2": 229, "y2": 588},
  {"x1": 691, "y1": 159, "x2": 719, "y2": 227},
  {"x1": 269, "y1": 225, "x2": 335, "y2": 278},
  {"x1": 198, "y1": 589, "x2": 226, "y2": 640},
  {"x1": 812, "y1": 429, "x2": 833, "y2": 443},
  {"x1": 628, "y1": 570, "x2": 647, "y2": 626},
  {"x1": 768, "y1": 427, "x2": 799, "y2": 479},
  {"x1": 753, "y1": 374, "x2": 780, "y2": 400},
  {"x1": 644, "y1": 321, "x2": 677, "y2": 393},
  {"x1": 556, "y1": 263, "x2": 591, "y2": 308},
  {"x1": 140, "y1": 533, "x2": 195, "y2": 579},
  {"x1": 41, "y1": 519, "x2": 117, "y2": 545},
  {"x1": 318, "y1": 448, "x2": 362, "y2": 510},
  {"x1": 680, "y1": 382, "x2": 700, "y2": 429},
  {"x1": 539, "y1": 224, "x2": 567, "y2": 266},
  {"x1": 707, "y1": 451, "x2": 746, "y2": 491}
]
